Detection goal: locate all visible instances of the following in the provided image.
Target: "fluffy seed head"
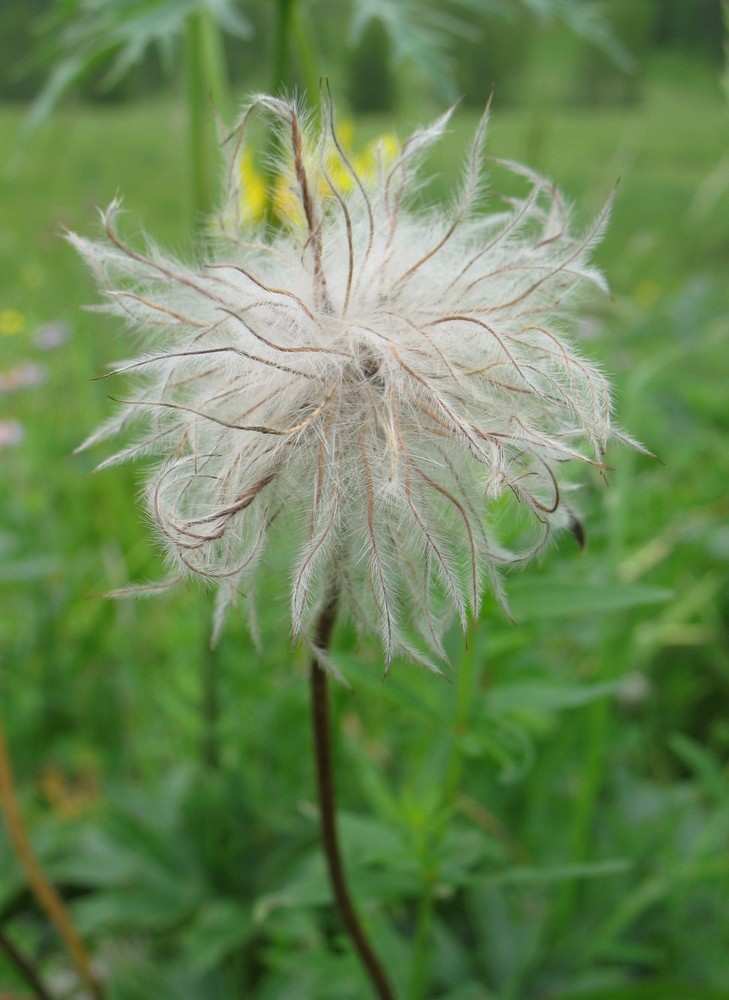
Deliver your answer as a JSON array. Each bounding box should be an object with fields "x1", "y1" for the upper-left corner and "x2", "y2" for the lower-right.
[{"x1": 71, "y1": 93, "x2": 617, "y2": 670}]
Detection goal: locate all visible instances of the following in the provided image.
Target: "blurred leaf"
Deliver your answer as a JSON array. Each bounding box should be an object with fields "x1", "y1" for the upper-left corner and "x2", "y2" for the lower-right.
[
  {"x1": 333, "y1": 651, "x2": 443, "y2": 722},
  {"x1": 347, "y1": 0, "x2": 498, "y2": 100},
  {"x1": 345, "y1": 0, "x2": 629, "y2": 103},
  {"x1": 439, "y1": 985, "x2": 499, "y2": 1000},
  {"x1": 460, "y1": 711, "x2": 535, "y2": 783},
  {"x1": 436, "y1": 825, "x2": 495, "y2": 889},
  {"x1": 550, "y1": 981, "x2": 729, "y2": 1000},
  {"x1": 182, "y1": 898, "x2": 253, "y2": 973},
  {"x1": 55, "y1": 827, "x2": 144, "y2": 887},
  {"x1": 518, "y1": 0, "x2": 633, "y2": 70},
  {"x1": 507, "y1": 579, "x2": 672, "y2": 619},
  {"x1": 0, "y1": 842, "x2": 24, "y2": 910},
  {"x1": 669, "y1": 733, "x2": 729, "y2": 802},
  {"x1": 73, "y1": 881, "x2": 201, "y2": 933},
  {"x1": 486, "y1": 679, "x2": 620, "y2": 713},
  {"x1": 590, "y1": 858, "x2": 729, "y2": 964},
  {"x1": 55, "y1": 772, "x2": 208, "y2": 934},
  {"x1": 106, "y1": 956, "x2": 215, "y2": 1000},
  {"x1": 254, "y1": 812, "x2": 422, "y2": 918},
  {"x1": 0, "y1": 556, "x2": 57, "y2": 582},
  {"x1": 483, "y1": 857, "x2": 630, "y2": 886},
  {"x1": 28, "y1": 0, "x2": 251, "y2": 131}
]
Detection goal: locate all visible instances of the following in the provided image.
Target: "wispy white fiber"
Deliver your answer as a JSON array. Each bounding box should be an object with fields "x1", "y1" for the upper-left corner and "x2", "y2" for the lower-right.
[{"x1": 72, "y1": 93, "x2": 619, "y2": 669}]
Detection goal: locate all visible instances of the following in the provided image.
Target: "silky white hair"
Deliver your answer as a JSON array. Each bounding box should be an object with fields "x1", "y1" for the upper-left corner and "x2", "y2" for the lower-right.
[{"x1": 71, "y1": 93, "x2": 620, "y2": 671}]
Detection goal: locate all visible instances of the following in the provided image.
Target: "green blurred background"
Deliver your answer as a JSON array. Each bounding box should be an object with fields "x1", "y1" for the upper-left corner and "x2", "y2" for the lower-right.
[{"x1": 1, "y1": 1, "x2": 728, "y2": 997}]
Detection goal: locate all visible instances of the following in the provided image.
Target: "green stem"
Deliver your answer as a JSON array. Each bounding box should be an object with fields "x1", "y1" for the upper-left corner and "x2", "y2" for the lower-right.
[
  {"x1": 407, "y1": 878, "x2": 436, "y2": 1000},
  {"x1": 554, "y1": 377, "x2": 643, "y2": 939},
  {"x1": 272, "y1": 0, "x2": 295, "y2": 95},
  {"x1": 184, "y1": 10, "x2": 230, "y2": 234},
  {"x1": 407, "y1": 630, "x2": 479, "y2": 999},
  {"x1": 271, "y1": 0, "x2": 320, "y2": 108},
  {"x1": 290, "y1": 3, "x2": 321, "y2": 107},
  {"x1": 552, "y1": 694, "x2": 611, "y2": 936},
  {"x1": 262, "y1": 0, "x2": 297, "y2": 224},
  {"x1": 266, "y1": 0, "x2": 321, "y2": 224},
  {"x1": 443, "y1": 631, "x2": 478, "y2": 805},
  {"x1": 199, "y1": 11, "x2": 231, "y2": 122},
  {"x1": 201, "y1": 638, "x2": 221, "y2": 770}
]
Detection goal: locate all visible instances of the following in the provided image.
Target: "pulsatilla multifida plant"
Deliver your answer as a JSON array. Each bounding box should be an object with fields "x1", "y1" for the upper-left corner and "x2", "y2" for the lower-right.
[
  {"x1": 71, "y1": 94, "x2": 617, "y2": 669},
  {"x1": 71, "y1": 94, "x2": 626, "y2": 999}
]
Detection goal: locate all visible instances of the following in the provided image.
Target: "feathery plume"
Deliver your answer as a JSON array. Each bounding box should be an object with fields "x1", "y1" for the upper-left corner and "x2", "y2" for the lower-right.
[{"x1": 71, "y1": 93, "x2": 618, "y2": 669}]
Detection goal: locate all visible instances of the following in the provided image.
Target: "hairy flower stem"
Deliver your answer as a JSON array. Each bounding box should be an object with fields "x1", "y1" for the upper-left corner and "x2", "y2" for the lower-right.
[
  {"x1": 0, "y1": 924, "x2": 54, "y2": 1000},
  {"x1": 0, "y1": 716, "x2": 104, "y2": 999},
  {"x1": 309, "y1": 594, "x2": 396, "y2": 1000}
]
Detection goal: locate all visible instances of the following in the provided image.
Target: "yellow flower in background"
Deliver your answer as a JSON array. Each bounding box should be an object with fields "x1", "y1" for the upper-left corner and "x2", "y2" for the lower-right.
[
  {"x1": 238, "y1": 148, "x2": 268, "y2": 225},
  {"x1": 0, "y1": 309, "x2": 25, "y2": 336},
  {"x1": 241, "y1": 120, "x2": 400, "y2": 227},
  {"x1": 321, "y1": 120, "x2": 399, "y2": 195},
  {"x1": 348, "y1": 133, "x2": 399, "y2": 187}
]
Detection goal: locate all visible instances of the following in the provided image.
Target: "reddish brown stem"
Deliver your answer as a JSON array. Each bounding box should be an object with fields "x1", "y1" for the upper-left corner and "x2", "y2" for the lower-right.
[
  {"x1": 309, "y1": 593, "x2": 396, "y2": 1000},
  {"x1": 0, "y1": 715, "x2": 104, "y2": 999},
  {"x1": 0, "y1": 924, "x2": 54, "y2": 1000}
]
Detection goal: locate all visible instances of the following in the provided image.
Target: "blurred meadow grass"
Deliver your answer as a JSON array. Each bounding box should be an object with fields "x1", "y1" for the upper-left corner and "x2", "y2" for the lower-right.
[{"x1": 1, "y1": 23, "x2": 729, "y2": 1000}]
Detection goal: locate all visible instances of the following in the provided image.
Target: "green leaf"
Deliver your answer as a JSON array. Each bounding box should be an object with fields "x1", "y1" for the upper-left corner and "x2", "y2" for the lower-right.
[
  {"x1": 483, "y1": 858, "x2": 630, "y2": 886},
  {"x1": 439, "y1": 985, "x2": 499, "y2": 1000},
  {"x1": 669, "y1": 733, "x2": 729, "y2": 802},
  {"x1": 506, "y1": 579, "x2": 672, "y2": 619},
  {"x1": 73, "y1": 882, "x2": 200, "y2": 934},
  {"x1": 550, "y1": 981, "x2": 729, "y2": 1000},
  {"x1": 0, "y1": 555, "x2": 57, "y2": 583},
  {"x1": 348, "y1": 0, "x2": 468, "y2": 99},
  {"x1": 27, "y1": 0, "x2": 251, "y2": 130},
  {"x1": 518, "y1": 0, "x2": 633, "y2": 70},
  {"x1": 182, "y1": 899, "x2": 254, "y2": 973},
  {"x1": 255, "y1": 813, "x2": 423, "y2": 917},
  {"x1": 487, "y1": 679, "x2": 620, "y2": 713}
]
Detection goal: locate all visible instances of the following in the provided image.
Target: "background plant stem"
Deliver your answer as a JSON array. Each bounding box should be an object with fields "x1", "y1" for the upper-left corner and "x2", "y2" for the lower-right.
[
  {"x1": 0, "y1": 714, "x2": 104, "y2": 999},
  {"x1": 310, "y1": 593, "x2": 396, "y2": 1000},
  {"x1": 272, "y1": 0, "x2": 295, "y2": 95},
  {"x1": 290, "y1": 3, "x2": 322, "y2": 105},
  {"x1": 408, "y1": 630, "x2": 479, "y2": 999},
  {"x1": 184, "y1": 9, "x2": 230, "y2": 233},
  {"x1": 0, "y1": 924, "x2": 54, "y2": 1000},
  {"x1": 554, "y1": 374, "x2": 644, "y2": 938}
]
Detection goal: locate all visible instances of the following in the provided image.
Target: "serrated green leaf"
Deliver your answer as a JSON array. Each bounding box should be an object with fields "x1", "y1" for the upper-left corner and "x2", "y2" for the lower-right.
[{"x1": 27, "y1": 0, "x2": 251, "y2": 130}]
